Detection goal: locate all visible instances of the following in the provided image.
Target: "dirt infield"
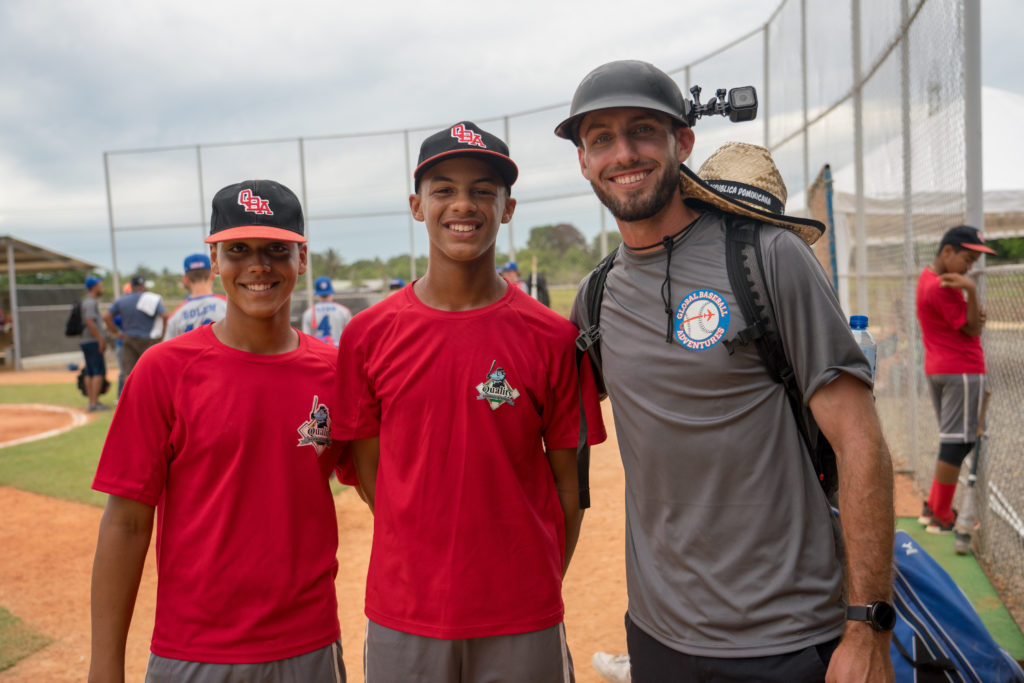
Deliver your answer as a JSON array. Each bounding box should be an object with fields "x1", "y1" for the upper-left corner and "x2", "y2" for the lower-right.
[{"x1": 0, "y1": 397, "x2": 919, "y2": 682}]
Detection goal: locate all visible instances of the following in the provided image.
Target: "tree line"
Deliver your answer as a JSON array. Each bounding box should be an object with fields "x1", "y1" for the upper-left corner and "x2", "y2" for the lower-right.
[{"x1": 13, "y1": 228, "x2": 1024, "y2": 298}]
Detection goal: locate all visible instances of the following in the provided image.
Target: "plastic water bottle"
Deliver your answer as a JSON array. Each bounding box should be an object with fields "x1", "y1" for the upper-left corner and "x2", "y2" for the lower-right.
[{"x1": 849, "y1": 315, "x2": 877, "y2": 380}]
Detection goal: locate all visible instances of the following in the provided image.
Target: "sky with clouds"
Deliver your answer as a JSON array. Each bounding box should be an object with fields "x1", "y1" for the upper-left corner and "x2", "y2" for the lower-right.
[{"x1": 1, "y1": 0, "x2": 1021, "y2": 275}]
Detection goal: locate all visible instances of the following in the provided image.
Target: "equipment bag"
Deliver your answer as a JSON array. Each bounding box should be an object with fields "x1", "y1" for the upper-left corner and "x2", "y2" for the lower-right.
[
  {"x1": 64, "y1": 300, "x2": 84, "y2": 336},
  {"x1": 891, "y1": 529, "x2": 1024, "y2": 682}
]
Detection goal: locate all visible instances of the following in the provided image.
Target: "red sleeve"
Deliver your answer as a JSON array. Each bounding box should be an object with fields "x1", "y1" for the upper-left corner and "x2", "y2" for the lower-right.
[
  {"x1": 91, "y1": 351, "x2": 176, "y2": 506},
  {"x1": 333, "y1": 442, "x2": 360, "y2": 486},
  {"x1": 331, "y1": 317, "x2": 381, "y2": 441},
  {"x1": 540, "y1": 326, "x2": 607, "y2": 451},
  {"x1": 931, "y1": 286, "x2": 968, "y2": 331}
]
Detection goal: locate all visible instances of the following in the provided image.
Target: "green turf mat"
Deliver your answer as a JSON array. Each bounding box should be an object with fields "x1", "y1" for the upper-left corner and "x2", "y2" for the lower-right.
[{"x1": 896, "y1": 517, "x2": 1024, "y2": 660}]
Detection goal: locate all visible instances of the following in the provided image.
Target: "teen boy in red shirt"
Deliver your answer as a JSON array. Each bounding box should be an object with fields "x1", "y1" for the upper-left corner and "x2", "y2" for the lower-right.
[
  {"x1": 90, "y1": 180, "x2": 348, "y2": 682},
  {"x1": 333, "y1": 122, "x2": 605, "y2": 682}
]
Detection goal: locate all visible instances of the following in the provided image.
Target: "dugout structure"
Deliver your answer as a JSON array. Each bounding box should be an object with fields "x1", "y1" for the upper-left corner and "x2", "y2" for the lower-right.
[
  {"x1": 0, "y1": 236, "x2": 100, "y2": 371},
  {"x1": 101, "y1": 0, "x2": 1024, "y2": 628}
]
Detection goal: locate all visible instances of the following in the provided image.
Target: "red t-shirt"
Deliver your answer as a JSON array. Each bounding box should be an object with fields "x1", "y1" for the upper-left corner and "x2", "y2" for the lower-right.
[
  {"x1": 92, "y1": 325, "x2": 343, "y2": 663},
  {"x1": 915, "y1": 267, "x2": 985, "y2": 374},
  {"x1": 332, "y1": 283, "x2": 606, "y2": 639}
]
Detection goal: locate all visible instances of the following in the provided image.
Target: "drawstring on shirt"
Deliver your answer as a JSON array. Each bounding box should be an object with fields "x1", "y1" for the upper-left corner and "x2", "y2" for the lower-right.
[
  {"x1": 621, "y1": 214, "x2": 702, "y2": 345},
  {"x1": 660, "y1": 235, "x2": 675, "y2": 343}
]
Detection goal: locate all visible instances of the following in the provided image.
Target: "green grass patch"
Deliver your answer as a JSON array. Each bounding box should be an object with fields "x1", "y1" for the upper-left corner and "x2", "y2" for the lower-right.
[
  {"x1": 1, "y1": 382, "x2": 350, "y2": 506},
  {"x1": 0, "y1": 381, "x2": 87, "y2": 407},
  {"x1": 0, "y1": 606, "x2": 52, "y2": 673},
  {"x1": 548, "y1": 287, "x2": 575, "y2": 319},
  {"x1": 0, "y1": 383, "x2": 112, "y2": 507}
]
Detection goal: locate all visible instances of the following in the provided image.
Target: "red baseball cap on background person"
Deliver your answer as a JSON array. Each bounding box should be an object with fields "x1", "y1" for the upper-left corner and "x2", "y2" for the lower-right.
[
  {"x1": 205, "y1": 179, "x2": 306, "y2": 244},
  {"x1": 939, "y1": 225, "x2": 996, "y2": 254}
]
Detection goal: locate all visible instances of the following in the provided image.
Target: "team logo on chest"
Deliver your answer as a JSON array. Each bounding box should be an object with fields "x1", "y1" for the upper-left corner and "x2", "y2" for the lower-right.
[
  {"x1": 475, "y1": 360, "x2": 520, "y2": 410},
  {"x1": 296, "y1": 395, "x2": 332, "y2": 457},
  {"x1": 674, "y1": 289, "x2": 731, "y2": 351}
]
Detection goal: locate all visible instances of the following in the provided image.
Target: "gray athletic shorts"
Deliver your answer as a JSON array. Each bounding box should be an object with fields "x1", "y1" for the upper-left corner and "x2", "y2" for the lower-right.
[
  {"x1": 927, "y1": 374, "x2": 986, "y2": 444},
  {"x1": 364, "y1": 620, "x2": 574, "y2": 683},
  {"x1": 145, "y1": 638, "x2": 345, "y2": 683}
]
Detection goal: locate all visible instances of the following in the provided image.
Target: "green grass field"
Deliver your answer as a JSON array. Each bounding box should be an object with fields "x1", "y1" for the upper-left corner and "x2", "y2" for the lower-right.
[
  {"x1": 0, "y1": 607, "x2": 52, "y2": 673},
  {"x1": 548, "y1": 286, "x2": 575, "y2": 319},
  {"x1": 0, "y1": 383, "x2": 111, "y2": 507}
]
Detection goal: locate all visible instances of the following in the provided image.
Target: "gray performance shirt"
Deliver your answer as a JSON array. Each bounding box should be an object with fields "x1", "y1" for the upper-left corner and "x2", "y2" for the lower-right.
[
  {"x1": 572, "y1": 212, "x2": 871, "y2": 658},
  {"x1": 80, "y1": 296, "x2": 101, "y2": 342}
]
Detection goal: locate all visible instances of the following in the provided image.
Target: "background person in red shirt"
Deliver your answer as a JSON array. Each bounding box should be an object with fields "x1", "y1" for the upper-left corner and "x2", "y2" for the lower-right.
[{"x1": 915, "y1": 224, "x2": 995, "y2": 534}]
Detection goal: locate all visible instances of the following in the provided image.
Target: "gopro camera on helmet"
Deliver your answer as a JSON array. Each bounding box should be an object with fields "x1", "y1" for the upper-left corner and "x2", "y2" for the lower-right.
[
  {"x1": 554, "y1": 60, "x2": 758, "y2": 144},
  {"x1": 685, "y1": 85, "x2": 758, "y2": 125}
]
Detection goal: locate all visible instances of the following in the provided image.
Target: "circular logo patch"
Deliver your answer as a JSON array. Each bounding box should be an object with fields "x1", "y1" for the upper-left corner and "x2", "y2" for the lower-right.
[{"x1": 674, "y1": 289, "x2": 730, "y2": 351}]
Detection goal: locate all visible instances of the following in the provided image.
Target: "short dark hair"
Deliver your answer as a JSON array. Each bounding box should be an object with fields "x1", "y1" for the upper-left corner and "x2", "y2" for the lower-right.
[{"x1": 185, "y1": 268, "x2": 212, "y2": 284}]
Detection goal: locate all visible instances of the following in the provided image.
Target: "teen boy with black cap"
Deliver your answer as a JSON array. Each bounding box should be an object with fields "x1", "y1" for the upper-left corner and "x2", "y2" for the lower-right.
[
  {"x1": 915, "y1": 224, "x2": 995, "y2": 534},
  {"x1": 333, "y1": 121, "x2": 606, "y2": 682},
  {"x1": 557, "y1": 60, "x2": 895, "y2": 682},
  {"x1": 90, "y1": 179, "x2": 348, "y2": 682}
]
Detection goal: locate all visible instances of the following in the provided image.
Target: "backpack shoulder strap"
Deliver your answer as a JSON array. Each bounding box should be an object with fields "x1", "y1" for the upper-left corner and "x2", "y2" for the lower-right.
[
  {"x1": 575, "y1": 248, "x2": 617, "y2": 391},
  {"x1": 572, "y1": 247, "x2": 617, "y2": 510},
  {"x1": 721, "y1": 213, "x2": 837, "y2": 496}
]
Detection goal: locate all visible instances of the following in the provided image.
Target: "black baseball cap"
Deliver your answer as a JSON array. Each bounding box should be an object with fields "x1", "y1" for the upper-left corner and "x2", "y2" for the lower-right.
[
  {"x1": 413, "y1": 121, "x2": 518, "y2": 191},
  {"x1": 206, "y1": 179, "x2": 306, "y2": 244},
  {"x1": 939, "y1": 225, "x2": 996, "y2": 254}
]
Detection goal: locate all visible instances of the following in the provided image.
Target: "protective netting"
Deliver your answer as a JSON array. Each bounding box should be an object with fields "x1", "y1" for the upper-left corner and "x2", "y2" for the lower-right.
[{"x1": 102, "y1": 0, "x2": 1022, "y2": 625}]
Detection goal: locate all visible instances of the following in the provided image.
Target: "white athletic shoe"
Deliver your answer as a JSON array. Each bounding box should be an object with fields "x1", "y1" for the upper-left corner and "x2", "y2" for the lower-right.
[{"x1": 592, "y1": 651, "x2": 631, "y2": 683}]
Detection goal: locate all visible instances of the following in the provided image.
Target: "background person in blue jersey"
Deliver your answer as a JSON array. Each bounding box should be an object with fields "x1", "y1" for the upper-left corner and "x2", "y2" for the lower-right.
[
  {"x1": 103, "y1": 275, "x2": 168, "y2": 396},
  {"x1": 301, "y1": 276, "x2": 352, "y2": 347},
  {"x1": 165, "y1": 253, "x2": 227, "y2": 340}
]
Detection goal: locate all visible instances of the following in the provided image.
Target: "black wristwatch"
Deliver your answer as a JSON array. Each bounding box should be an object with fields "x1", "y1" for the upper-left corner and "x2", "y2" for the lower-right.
[{"x1": 846, "y1": 601, "x2": 896, "y2": 631}]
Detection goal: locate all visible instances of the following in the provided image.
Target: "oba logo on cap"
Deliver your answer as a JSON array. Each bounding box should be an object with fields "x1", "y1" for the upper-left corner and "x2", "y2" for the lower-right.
[
  {"x1": 451, "y1": 123, "x2": 486, "y2": 148},
  {"x1": 238, "y1": 189, "x2": 273, "y2": 216}
]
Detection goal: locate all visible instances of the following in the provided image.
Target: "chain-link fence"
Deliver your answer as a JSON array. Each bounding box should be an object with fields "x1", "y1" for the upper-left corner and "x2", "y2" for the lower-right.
[{"x1": 101, "y1": 0, "x2": 1022, "y2": 626}]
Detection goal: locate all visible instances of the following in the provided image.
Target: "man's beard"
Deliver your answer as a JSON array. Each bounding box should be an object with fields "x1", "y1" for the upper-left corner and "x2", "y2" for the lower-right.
[{"x1": 590, "y1": 163, "x2": 680, "y2": 222}]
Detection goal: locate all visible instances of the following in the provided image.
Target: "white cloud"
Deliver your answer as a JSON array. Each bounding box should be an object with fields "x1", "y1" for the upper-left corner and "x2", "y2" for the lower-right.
[{"x1": 0, "y1": 0, "x2": 1019, "y2": 272}]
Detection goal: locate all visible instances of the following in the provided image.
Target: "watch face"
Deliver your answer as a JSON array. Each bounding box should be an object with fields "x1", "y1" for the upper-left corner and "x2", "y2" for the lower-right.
[{"x1": 871, "y1": 601, "x2": 897, "y2": 630}]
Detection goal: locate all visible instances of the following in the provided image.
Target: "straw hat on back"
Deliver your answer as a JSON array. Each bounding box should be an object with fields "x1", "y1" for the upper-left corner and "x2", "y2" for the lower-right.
[{"x1": 680, "y1": 142, "x2": 825, "y2": 245}]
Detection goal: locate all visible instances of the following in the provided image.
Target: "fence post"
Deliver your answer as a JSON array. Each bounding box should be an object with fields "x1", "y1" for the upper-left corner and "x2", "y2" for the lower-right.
[
  {"x1": 404, "y1": 129, "x2": 416, "y2": 282},
  {"x1": 103, "y1": 152, "x2": 121, "y2": 295},
  {"x1": 196, "y1": 146, "x2": 206, "y2": 246},
  {"x1": 299, "y1": 138, "x2": 315, "y2": 310},
  {"x1": 851, "y1": 0, "x2": 868, "y2": 315},
  {"x1": 900, "y1": 0, "x2": 919, "y2": 469}
]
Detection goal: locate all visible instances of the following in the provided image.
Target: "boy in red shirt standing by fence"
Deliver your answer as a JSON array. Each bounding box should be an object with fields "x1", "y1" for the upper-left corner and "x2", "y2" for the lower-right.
[{"x1": 915, "y1": 224, "x2": 995, "y2": 534}]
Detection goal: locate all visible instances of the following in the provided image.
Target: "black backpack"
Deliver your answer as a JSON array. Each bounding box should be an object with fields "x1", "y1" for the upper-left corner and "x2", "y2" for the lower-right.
[
  {"x1": 64, "y1": 300, "x2": 85, "y2": 337},
  {"x1": 573, "y1": 213, "x2": 838, "y2": 498}
]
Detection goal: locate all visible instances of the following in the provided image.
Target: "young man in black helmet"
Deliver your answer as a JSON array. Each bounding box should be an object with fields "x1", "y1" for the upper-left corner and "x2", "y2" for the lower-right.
[{"x1": 557, "y1": 60, "x2": 895, "y2": 683}]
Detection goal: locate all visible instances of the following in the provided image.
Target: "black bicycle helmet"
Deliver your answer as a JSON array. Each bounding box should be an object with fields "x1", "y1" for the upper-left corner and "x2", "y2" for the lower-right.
[{"x1": 554, "y1": 60, "x2": 690, "y2": 145}]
